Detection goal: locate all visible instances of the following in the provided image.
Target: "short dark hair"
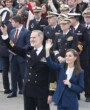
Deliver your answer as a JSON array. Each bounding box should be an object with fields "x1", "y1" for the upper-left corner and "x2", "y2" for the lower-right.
[{"x1": 11, "y1": 16, "x2": 22, "y2": 24}]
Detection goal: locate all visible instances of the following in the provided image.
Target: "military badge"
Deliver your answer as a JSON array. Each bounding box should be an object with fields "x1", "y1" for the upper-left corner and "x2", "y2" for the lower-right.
[
  {"x1": 77, "y1": 32, "x2": 82, "y2": 35},
  {"x1": 57, "y1": 39, "x2": 61, "y2": 42},
  {"x1": 40, "y1": 57, "x2": 46, "y2": 62},
  {"x1": 26, "y1": 54, "x2": 31, "y2": 58},
  {"x1": 47, "y1": 32, "x2": 49, "y2": 34},
  {"x1": 40, "y1": 25, "x2": 45, "y2": 27},
  {"x1": 55, "y1": 32, "x2": 60, "y2": 35},
  {"x1": 31, "y1": 23, "x2": 34, "y2": 29},
  {"x1": 67, "y1": 36, "x2": 73, "y2": 41}
]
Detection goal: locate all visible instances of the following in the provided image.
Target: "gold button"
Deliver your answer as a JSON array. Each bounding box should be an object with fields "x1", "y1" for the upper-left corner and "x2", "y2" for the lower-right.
[
  {"x1": 29, "y1": 73, "x2": 31, "y2": 75},
  {"x1": 28, "y1": 79, "x2": 30, "y2": 82},
  {"x1": 35, "y1": 74, "x2": 37, "y2": 76},
  {"x1": 30, "y1": 67, "x2": 32, "y2": 69},
  {"x1": 35, "y1": 81, "x2": 37, "y2": 83}
]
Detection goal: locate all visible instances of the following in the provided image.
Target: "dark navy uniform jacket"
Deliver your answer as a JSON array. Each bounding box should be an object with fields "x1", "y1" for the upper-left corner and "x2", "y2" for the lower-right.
[
  {"x1": 29, "y1": 18, "x2": 48, "y2": 32},
  {"x1": 43, "y1": 24, "x2": 61, "y2": 43},
  {"x1": 3, "y1": 38, "x2": 53, "y2": 98},
  {"x1": 43, "y1": 24, "x2": 61, "y2": 90},
  {"x1": 73, "y1": 24, "x2": 89, "y2": 61},
  {"x1": 85, "y1": 26, "x2": 90, "y2": 60},
  {"x1": 53, "y1": 30, "x2": 78, "y2": 58},
  {"x1": 76, "y1": 2, "x2": 88, "y2": 24}
]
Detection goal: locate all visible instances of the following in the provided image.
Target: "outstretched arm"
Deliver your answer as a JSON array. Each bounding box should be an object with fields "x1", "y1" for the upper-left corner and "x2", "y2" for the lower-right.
[
  {"x1": 0, "y1": 25, "x2": 27, "y2": 57},
  {"x1": 46, "y1": 39, "x2": 60, "y2": 70}
]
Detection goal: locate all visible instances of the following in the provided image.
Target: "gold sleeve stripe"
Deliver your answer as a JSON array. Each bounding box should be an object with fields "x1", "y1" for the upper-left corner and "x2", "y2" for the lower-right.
[{"x1": 49, "y1": 81, "x2": 57, "y2": 91}]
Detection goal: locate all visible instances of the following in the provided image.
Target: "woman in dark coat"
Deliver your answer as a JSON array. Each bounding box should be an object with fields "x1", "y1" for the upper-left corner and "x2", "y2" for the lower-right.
[{"x1": 45, "y1": 39, "x2": 84, "y2": 110}]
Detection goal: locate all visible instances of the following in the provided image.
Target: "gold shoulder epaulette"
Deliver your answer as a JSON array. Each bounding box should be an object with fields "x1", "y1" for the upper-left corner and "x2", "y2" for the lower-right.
[
  {"x1": 77, "y1": 44, "x2": 83, "y2": 51},
  {"x1": 53, "y1": 50, "x2": 59, "y2": 56},
  {"x1": 49, "y1": 81, "x2": 57, "y2": 91}
]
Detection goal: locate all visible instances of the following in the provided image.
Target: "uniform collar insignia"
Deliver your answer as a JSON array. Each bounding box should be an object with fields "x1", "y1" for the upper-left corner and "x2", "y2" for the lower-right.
[{"x1": 26, "y1": 54, "x2": 31, "y2": 58}]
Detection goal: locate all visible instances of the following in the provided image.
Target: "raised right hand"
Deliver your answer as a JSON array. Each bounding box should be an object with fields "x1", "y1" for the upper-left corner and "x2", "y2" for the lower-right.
[
  {"x1": 45, "y1": 39, "x2": 53, "y2": 50},
  {"x1": 0, "y1": 25, "x2": 8, "y2": 36}
]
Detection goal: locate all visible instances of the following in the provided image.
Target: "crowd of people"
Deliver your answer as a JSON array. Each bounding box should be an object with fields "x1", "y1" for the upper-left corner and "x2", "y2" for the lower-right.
[{"x1": 0, "y1": 0, "x2": 90, "y2": 110}]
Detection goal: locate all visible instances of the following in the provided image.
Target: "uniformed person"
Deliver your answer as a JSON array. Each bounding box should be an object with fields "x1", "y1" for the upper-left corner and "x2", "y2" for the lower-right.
[
  {"x1": 43, "y1": 11, "x2": 61, "y2": 44},
  {"x1": 1, "y1": 29, "x2": 53, "y2": 110},
  {"x1": 82, "y1": 8, "x2": 90, "y2": 102},
  {"x1": 43, "y1": 11, "x2": 61, "y2": 99},
  {"x1": 67, "y1": 0, "x2": 77, "y2": 13},
  {"x1": 68, "y1": 12, "x2": 90, "y2": 101},
  {"x1": 28, "y1": 6, "x2": 48, "y2": 32},
  {"x1": 76, "y1": 0, "x2": 88, "y2": 24},
  {"x1": 60, "y1": 4, "x2": 70, "y2": 15},
  {"x1": 53, "y1": 16, "x2": 78, "y2": 63}
]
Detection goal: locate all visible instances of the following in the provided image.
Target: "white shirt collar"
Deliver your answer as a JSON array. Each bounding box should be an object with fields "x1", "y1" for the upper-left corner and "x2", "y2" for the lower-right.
[
  {"x1": 52, "y1": 24, "x2": 57, "y2": 29},
  {"x1": 86, "y1": 24, "x2": 90, "y2": 28},
  {"x1": 66, "y1": 66, "x2": 74, "y2": 80},
  {"x1": 35, "y1": 18, "x2": 41, "y2": 21},
  {"x1": 16, "y1": 25, "x2": 23, "y2": 36},
  {"x1": 63, "y1": 30, "x2": 69, "y2": 35},
  {"x1": 16, "y1": 25, "x2": 23, "y2": 32},
  {"x1": 36, "y1": 45, "x2": 43, "y2": 55},
  {"x1": 74, "y1": 22, "x2": 80, "y2": 30}
]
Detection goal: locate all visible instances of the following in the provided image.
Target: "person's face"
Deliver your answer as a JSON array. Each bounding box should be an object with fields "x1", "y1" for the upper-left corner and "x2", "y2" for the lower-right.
[
  {"x1": 84, "y1": 16, "x2": 90, "y2": 24},
  {"x1": 6, "y1": 0, "x2": 13, "y2": 8},
  {"x1": 67, "y1": 0, "x2": 76, "y2": 7},
  {"x1": 70, "y1": 18, "x2": 76, "y2": 26},
  {"x1": 48, "y1": 17, "x2": 57, "y2": 26},
  {"x1": 41, "y1": 5, "x2": 47, "y2": 14},
  {"x1": 17, "y1": 10, "x2": 22, "y2": 16},
  {"x1": 11, "y1": 19, "x2": 18, "y2": 28},
  {"x1": 34, "y1": 12, "x2": 41, "y2": 19},
  {"x1": 60, "y1": 22, "x2": 70, "y2": 31},
  {"x1": 65, "y1": 51, "x2": 77, "y2": 64},
  {"x1": 30, "y1": 32, "x2": 42, "y2": 48}
]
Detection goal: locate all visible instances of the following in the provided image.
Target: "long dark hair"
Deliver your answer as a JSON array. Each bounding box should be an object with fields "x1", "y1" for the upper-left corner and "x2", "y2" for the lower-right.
[{"x1": 65, "y1": 49, "x2": 83, "y2": 76}]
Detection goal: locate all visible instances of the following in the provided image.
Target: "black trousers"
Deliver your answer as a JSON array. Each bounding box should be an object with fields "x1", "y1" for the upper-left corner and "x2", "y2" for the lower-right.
[
  {"x1": 80, "y1": 60, "x2": 90, "y2": 98},
  {"x1": 24, "y1": 95, "x2": 50, "y2": 110},
  {"x1": 1, "y1": 56, "x2": 10, "y2": 90},
  {"x1": 10, "y1": 57, "x2": 25, "y2": 94}
]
